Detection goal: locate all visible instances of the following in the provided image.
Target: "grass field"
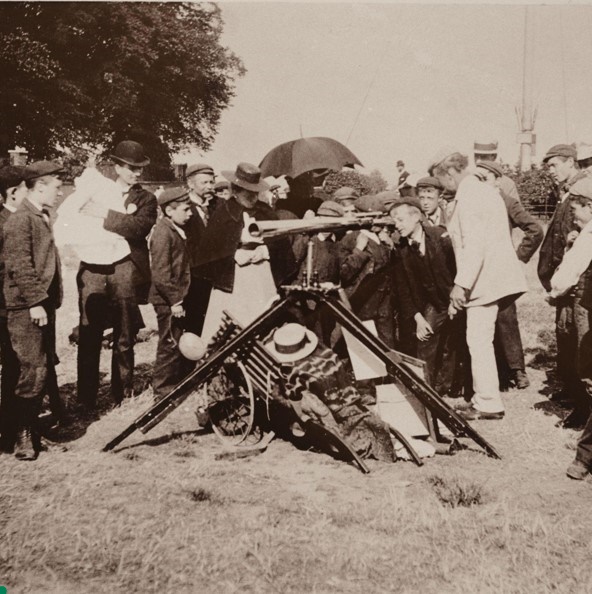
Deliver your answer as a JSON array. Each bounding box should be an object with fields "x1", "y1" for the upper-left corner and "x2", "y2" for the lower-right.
[{"x1": 1, "y1": 252, "x2": 592, "y2": 594}]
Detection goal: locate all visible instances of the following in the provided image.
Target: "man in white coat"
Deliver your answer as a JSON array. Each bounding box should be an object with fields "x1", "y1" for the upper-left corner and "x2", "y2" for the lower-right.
[{"x1": 430, "y1": 149, "x2": 527, "y2": 420}]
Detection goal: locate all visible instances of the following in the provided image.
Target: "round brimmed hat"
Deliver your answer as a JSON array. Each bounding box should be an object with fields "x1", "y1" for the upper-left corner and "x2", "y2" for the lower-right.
[
  {"x1": 222, "y1": 162, "x2": 269, "y2": 193},
  {"x1": 187, "y1": 163, "x2": 214, "y2": 178},
  {"x1": 265, "y1": 323, "x2": 318, "y2": 363},
  {"x1": 543, "y1": 144, "x2": 577, "y2": 163},
  {"x1": 157, "y1": 186, "x2": 190, "y2": 207},
  {"x1": 416, "y1": 176, "x2": 443, "y2": 190},
  {"x1": 476, "y1": 160, "x2": 503, "y2": 178},
  {"x1": 110, "y1": 141, "x2": 150, "y2": 167},
  {"x1": 24, "y1": 160, "x2": 64, "y2": 180},
  {"x1": 473, "y1": 140, "x2": 498, "y2": 155}
]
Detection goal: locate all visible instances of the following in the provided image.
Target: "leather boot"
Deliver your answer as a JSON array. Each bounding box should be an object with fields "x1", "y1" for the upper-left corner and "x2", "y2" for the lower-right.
[{"x1": 14, "y1": 427, "x2": 37, "y2": 461}]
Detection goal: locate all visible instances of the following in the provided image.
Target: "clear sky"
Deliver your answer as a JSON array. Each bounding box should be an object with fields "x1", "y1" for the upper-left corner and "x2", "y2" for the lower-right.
[{"x1": 178, "y1": 3, "x2": 592, "y2": 185}]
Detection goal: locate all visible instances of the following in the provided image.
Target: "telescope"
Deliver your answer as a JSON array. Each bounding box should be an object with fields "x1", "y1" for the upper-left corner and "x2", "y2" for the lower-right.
[{"x1": 247, "y1": 212, "x2": 396, "y2": 240}]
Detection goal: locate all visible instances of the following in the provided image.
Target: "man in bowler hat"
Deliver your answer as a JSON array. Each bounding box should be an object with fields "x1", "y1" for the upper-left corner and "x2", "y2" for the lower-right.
[{"x1": 76, "y1": 140, "x2": 157, "y2": 409}]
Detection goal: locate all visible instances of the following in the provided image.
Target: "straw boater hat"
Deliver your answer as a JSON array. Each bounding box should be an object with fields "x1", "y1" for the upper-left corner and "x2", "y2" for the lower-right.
[
  {"x1": 265, "y1": 323, "x2": 318, "y2": 363},
  {"x1": 222, "y1": 162, "x2": 269, "y2": 193}
]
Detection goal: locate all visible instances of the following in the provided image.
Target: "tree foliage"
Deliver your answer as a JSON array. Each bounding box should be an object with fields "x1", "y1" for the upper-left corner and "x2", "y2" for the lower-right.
[
  {"x1": 323, "y1": 168, "x2": 388, "y2": 197},
  {"x1": 507, "y1": 164, "x2": 556, "y2": 218},
  {"x1": 0, "y1": 2, "x2": 244, "y2": 178}
]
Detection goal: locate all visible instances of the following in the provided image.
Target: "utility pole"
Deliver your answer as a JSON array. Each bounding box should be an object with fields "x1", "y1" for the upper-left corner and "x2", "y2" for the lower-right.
[{"x1": 516, "y1": 6, "x2": 537, "y2": 171}]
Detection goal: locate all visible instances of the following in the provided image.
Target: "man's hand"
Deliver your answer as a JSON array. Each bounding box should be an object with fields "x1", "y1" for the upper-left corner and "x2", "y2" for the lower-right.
[
  {"x1": 171, "y1": 304, "x2": 185, "y2": 318},
  {"x1": 80, "y1": 198, "x2": 109, "y2": 219},
  {"x1": 450, "y1": 284, "x2": 468, "y2": 310},
  {"x1": 415, "y1": 313, "x2": 433, "y2": 341},
  {"x1": 30, "y1": 305, "x2": 48, "y2": 327},
  {"x1": 566, "y1": 230, "x2": 579, "y2": 248}
]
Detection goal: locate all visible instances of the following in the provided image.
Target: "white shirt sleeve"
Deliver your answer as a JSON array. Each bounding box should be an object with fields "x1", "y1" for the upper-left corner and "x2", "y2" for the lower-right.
[{"x1": 549, "y1": 228, "x2": 592, "y2": 298}]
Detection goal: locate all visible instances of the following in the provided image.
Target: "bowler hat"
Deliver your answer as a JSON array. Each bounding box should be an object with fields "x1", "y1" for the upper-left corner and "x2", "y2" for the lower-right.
[
  {"x1": 333, "y1": 186, "x2": 359, "y2": 204},
  {"x1": 265, "y1": 323, "x2": 318, "y2": 363},
  {"x1": 389, "y1": 196, "x2": 422, "y2": 213},
  {"x1": 569, "y1": 178, "x2": 592, "y2": 201},
  {"x1": 25, "y1": 160, "x2": 64, "y2": 180},
  {"x1": 187, "y1": 163, "x2": 214, "y2": 178},
  {"x1": 473, "y1": 141, "x2": 498, "y2": 155},
  {"x1": 222, "y1": 162, "x2": 269, "y2": 193},
  {"x1": 576, "y1": 142, "x2": 592, "y2": 162},
  {"x1": 317, "y1": 200, "x2": 345, "y2": 217},
  {"x1": 476, "y1": 161, "x2": 503, "y2": 178},
  {"x1": 416, "y1": 176, "x2": 443, "y2": 190},
  {"x1": 157, "y1": 186, "x2": 190, "y2": 207},
  {"x1": 111, "y1": 141, "x2": 150, "y2": 167},
  {"x1": 543, "y1": 144, "x2": 577, "y2": 163}
]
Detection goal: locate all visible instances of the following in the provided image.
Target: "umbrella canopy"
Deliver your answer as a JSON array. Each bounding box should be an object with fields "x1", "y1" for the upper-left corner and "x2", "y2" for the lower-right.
[{"x1": 259, "y1": 137, "x2": 363, "y2": 179}]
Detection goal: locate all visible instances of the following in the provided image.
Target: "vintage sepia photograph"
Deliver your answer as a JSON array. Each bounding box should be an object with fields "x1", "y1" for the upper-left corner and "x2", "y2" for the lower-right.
[{"x1": 0, "y1": 2, "x2": 591, "y2": 592}]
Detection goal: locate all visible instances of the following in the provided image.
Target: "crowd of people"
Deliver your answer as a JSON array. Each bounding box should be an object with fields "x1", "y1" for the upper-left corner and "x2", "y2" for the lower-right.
[{"x1": 0, "y1": 138, "x2": 590, "y2": 482}]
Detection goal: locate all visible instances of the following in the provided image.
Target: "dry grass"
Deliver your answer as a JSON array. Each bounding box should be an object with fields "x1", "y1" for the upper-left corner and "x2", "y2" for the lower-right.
[{"x1": 2, "y1": 253, "x2": 592, "y2": 593}]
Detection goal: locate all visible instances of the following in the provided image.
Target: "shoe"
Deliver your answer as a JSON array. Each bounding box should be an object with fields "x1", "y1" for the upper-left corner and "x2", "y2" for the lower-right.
[
  {"x1": 14, "y1": 428, "x2": 38, "y2": 461},
  {"x1": 566, "y1": 459, "x2": 590, "y2": 480},
  {"x1": 549, "y1": 390, "x2": 573, "y2": 404},
  {"x1": 457, "y1": 405, "x2": 505, "y2": 421},
  {"x1": 512, "y1": 369, "x2": 530, "y2": 390},
  {"x1": 561, "y1": 410, "x2": 588, "y2": 430}
]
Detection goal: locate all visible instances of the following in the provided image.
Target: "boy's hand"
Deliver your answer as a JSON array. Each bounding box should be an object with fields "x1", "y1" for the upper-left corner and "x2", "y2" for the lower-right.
[
  {"x1": 414, "y1": 313, "x2": 433, "y2": 341},
  {"x1": 171, "y1": 304, "x2": 185, "y2": 318},
  {"x1": 30, "y1": 305, "x2": 48, "y2": 326}
]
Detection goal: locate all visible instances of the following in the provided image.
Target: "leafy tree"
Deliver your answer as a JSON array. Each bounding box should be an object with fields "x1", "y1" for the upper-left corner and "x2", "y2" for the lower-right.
[
  {"x1": 323, "y1": 168, "x2": 388, "y2": 197},
  {"x1": 0, "y1": 2, "x2": 244, "y2": 179},
  {"x1": 507, "y1": 164, "x2": 556, "y2": 219}
]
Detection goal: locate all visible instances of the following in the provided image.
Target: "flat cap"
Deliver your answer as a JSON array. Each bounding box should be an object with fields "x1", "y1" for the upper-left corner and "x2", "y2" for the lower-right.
[
  {"x1": 543, "y1": 144, "x2": 577, "y2": 163},
  {"x1": 576, "y1": 142, "x2": 592, "y2": 162},
  {"x1": 388, "y1": 196, "x2": 422, "y2": 212},
  {"x1": 476, "y1": 160, "x2": 503, "y2": 178},
  {"x1": 428, "y1": 146, "x2": 461, "y2": 173},
  {"x1": 186, "y1": 163, "x2": 214, "y2": 178},
  {"x1": 25, "y1": 160, "x2": 64, "y2": 180},
  {"x1": 0, "y1": 165, "x2": 27, "y2": 190},
  {"x1": 214, "y1": 180, "x2": 229, "y2": 191},
  {"x1": 333, "y1": 186, "x2": 360, "y2": 203},
  {"x1": 416, "y1": 176, "x2": 443, "y2": 190},
  {"x1": 473, "y1": 140, "x2": 498, "y2": 155},
  {"x1": 569, "y1": 177, "x2": 592, "y2": 201},
  {"x1": 157, "y1": 186, "x2": 190, "y2": 207},
  {"x1": 317, "y1": 200, "x2": 345, "y2": 217},
  {"x1": 355, "y1": 190, "x2": 400, "y2": 213}
]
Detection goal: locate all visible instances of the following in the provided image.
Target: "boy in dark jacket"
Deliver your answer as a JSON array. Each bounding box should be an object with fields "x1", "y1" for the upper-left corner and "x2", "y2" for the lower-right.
[
  {"x1": 149, "y1": 188, "x2": 193, "y2": 400},
  {"x1": 390, "y1": 197, "x2": 466, "y2": 395}
]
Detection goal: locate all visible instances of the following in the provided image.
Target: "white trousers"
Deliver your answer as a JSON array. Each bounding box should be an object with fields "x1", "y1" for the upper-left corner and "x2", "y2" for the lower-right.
[{"x1": 466, "y1": 302, "x2": 504, "y2": 413}]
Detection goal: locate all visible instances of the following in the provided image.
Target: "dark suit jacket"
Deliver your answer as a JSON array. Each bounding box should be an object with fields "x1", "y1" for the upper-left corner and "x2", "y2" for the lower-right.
[
  {"x1": 103, "y1": 184, "x2": 157, "y2": 302},
  {"x1": 149, "y1": 217, "x2": 191, "y2": 307},
  {"x1": 185, "y1": 194, "x2": 220, "y2": 270},
  {"x1": 395, "y1": 225, "x2": 456, "y2": 321},
  {"x1": 3, "y1": 198, "x2": 62, "y2": 310},
  {"x1": 500, "y1": 190, "x2": 543, "y2": 263},
  {"x1": 0, "y1": 205, "x2": 12, "y2": 316},
  {"x1": 193, "y1": 197, "x2": 296, "y2": 293},
  {"x1": 537, "y1": 196, "x2": 577, "y2": 292}
]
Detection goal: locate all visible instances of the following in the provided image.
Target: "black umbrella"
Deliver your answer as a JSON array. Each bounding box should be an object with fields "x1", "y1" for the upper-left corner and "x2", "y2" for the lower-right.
[{"x1": 259, "y1": 137, "x2": 363, "y2": 179}]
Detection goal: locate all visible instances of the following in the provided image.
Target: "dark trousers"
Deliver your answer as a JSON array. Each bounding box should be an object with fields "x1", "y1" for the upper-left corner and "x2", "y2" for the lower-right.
[
  {"x1": 556, "y1": 296, "x2": 591, "y2": 412},
  {"x1": 184, "y1": 276, "x2": 212, "y2": 337},
  {"x1": 494, "y1": 300, "x2": 525, "y2": 373},
  {"x1": 7, "y1": 305, "x2": 57, "y2": 429},
  {"x1": 153, "y1": 305, "x2": 192, "y2": 400},
  {"x1": 0, "y1": 315, "x2": 19, "y2": 448},
  {"x1": 77, "y1": 261, "x2": 139, "y2": 406}
]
